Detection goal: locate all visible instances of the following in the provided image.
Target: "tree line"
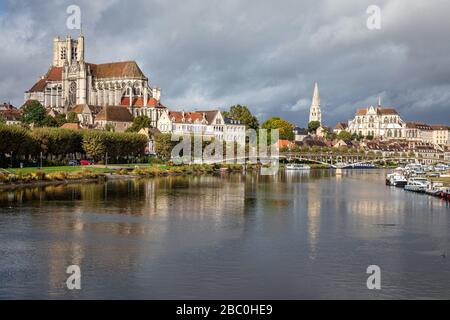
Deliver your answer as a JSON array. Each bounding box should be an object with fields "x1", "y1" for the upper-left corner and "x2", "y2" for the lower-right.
[{"x1": 0, "y1": 125, "x2": 148, "y2": 166}]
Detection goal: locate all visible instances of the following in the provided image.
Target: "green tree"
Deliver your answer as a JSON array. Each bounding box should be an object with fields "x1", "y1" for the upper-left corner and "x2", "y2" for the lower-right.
[
  {"x1": 262, "y1": 117, "x2": 295, "y2": 141},
  {"x1": 54, "y1": 113, "x2": 68, "y2": 126},
  {"x1": 308, "y1": 121, "x2": 321, "y2": 134},
  {"x1": 154, "y1": 133, "x2": 175, "y2": 160},
  {"x1": 0, "y1": 125, "x2": 37, "y2": 165},
  {"x1": 337, "y1": 130, "x2": 352, "y2": 140},
  {"x1": 326, "y1": 131, "x2": 337, "y2": 140},
  {"x1": 67, "y1": 112, "x2": 80, "y2": 123},
  {"x1": 42, "y1": 115, "x2": 58, "y2": 127},
  {"x1": 31, "y1": 127, "x2": 83, "y2": 157},
  {"x1": 82, "y1": 131, "x2": 107, "y2": 160},
  {"x1": 126, "y1": 115, "x2": 152, "y2": 132},
  {"x1": 223, "y1": 105, "x2": 259, "y2": 130},
  {"x1": 20, "y1": 100, "x2": 48, "y2": 126},
  {"x1": 105, "y1": 123, "x2": 115, "y2": 132},
  {"x1": 0, "y1": 113, "x2": 5, "y2": 124}
]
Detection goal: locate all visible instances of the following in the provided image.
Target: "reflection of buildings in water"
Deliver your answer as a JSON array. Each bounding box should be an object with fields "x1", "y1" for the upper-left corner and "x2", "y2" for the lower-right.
[
  {"x1": 47, "y1": 242, "x2": 83, "y2": 293},
  {"x1": 306, "y1": 183, "x2": 321, "y2": 260},
  {"x1": 148, "y1": 175, "x2": 246, "y2": 222},
  {"x1": 4, "y1": 175, "x2": 249, "y2": 292}
]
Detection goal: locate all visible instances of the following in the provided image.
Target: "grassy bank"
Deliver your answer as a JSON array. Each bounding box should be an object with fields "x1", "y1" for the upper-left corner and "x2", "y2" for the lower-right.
[{"x1": 0, "y1": 163, "x2": 251, "y2": 187}]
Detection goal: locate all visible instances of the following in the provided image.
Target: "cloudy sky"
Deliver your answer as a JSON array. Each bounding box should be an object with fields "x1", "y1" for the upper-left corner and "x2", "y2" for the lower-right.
[{"x1": 0, "y1": 0, "x2": 449, "y2": 126}]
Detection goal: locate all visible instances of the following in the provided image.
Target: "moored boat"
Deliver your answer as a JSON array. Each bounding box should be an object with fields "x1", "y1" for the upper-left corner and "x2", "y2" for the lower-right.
[
  {"x1": 286, "y1": 164, "x2": 311, "y2": 171},
  {"x1": 404, "y1": 177, "x2": 430, "y2": 193},
  {"x1": 346, "y1": 163, "x2": 377, "y2": 169},
  {"x1": 390, "y1": 174, "x2": 408, "y2": 188}
]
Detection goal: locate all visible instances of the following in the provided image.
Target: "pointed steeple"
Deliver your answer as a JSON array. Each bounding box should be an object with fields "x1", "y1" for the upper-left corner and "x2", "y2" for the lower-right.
[
  {"x1": 311, "y1": 81, "x2": 320, "y2": 107},
  {"x1": 309, "y1": 81, "x2": 322, "y2": 125}
]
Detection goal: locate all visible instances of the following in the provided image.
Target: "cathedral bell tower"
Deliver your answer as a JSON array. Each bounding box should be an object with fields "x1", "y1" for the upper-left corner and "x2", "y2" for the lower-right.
[{"x1": 56, "y1": 32, "x2": 87, "y2": 109}]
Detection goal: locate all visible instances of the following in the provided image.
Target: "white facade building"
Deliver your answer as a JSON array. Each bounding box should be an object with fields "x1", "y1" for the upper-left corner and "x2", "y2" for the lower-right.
[
  {"x1": 157, "y1": 110, "x2": 245, "y2": 144},
  {"x1": 348, "y1": 103, "x2": 404, "y2": 139}
]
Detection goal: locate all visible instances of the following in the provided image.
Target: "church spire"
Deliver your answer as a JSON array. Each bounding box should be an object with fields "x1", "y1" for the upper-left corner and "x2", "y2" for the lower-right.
[
  {"x1": 309, "y1": 81, "x2": 322, "y2": 125},
  {"x1": 312, "y1": 81, "x2": 320, "y2": 107}
]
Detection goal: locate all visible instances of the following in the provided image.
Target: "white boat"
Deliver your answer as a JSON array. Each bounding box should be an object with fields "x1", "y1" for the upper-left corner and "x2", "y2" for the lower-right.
[
  {"x1": 389, "y1": 174, "x2": 408, "y2": 188},
  {"x1": 404, "y1": 177, "x2": 430, "y2": 193},
  {"x1": 386, "y1": 167, "x2": 407, "y2": 186},
  {"x1": 435, "y1": 164, "x2": 449, "y2": 171},
  {"x1": 286, "y1": 164, "x2": 311, "y2": 171},
  {"x1": 425, "y1": 182, "x2": 445, "y2": 196}
]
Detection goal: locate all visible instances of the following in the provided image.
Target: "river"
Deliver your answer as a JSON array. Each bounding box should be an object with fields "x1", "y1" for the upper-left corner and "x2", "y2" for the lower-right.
[{"x1": 0, "y1": 169, "x2": 449, "y2": 299}]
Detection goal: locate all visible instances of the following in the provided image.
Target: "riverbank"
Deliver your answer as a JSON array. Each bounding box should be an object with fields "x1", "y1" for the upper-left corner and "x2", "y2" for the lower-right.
[{"x1": 0, "y1": 164, "x2": 254, "y2": 189}]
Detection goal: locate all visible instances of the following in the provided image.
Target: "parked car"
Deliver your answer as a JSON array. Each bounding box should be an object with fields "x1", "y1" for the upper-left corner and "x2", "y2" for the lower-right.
[
  {"x1": 68, "y1": 160, "x2": 79, "y2": 166},
  {"x1": 80, "y1": 160, "x2": 93, "y2": 166}
]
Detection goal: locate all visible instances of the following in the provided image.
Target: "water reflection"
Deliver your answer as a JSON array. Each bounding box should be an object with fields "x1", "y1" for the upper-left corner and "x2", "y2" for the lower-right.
[{"x1": 0, "y1": 170, "x2": 449, "y2": 299}]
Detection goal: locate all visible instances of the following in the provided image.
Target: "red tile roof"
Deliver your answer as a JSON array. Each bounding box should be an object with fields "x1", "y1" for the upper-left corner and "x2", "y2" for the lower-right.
[
  {"x1": 69, "y1": 104, "x2": 102, "y2": 114},
  {"x1": 27, "y1": 67, "x2": 63, "y2": 93},
  {"x1": 28, "y1": 78, "x2": 47, "y2": 93},
  {"x1": 405, "y1": 121, "x2": 432, "y2": 130},
  {"x1": 377, "y1": 108, "x2": 398, "y2": 115},
  {"x1": 47, "y1": 67, "x2": 62, "y2": 81},
  {"x1": 95, "y1": 106, "x2": 133, "y2": 122},
  {"x1": 120, "y1": 97, "x2": 160, "y2": 107},
  {"x1": 0, "y1": 109, "x2": 22, "y2": 121},
  {"x1": 168, "y1": 111, "x2": 207, "y2": 123},
  {"x1": 431, "y1": 124, "x2": 448, "y2": 130},
  {"x1": 356, "y1": 107, "x2": 399, "y2": 116},
  {"x1": 87, "y1": 61, "x2": 146, "y2": 79}
]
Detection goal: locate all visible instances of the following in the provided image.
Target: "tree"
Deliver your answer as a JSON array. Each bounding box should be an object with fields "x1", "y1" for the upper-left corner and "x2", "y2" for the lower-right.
[
  {"x1": 337, "y1": 130, "x2": 352, "y2": 140},
  {"x1": 54, "y1": 113, "x2": 68, "y2": 126},
  {"x1": 308, "y1": 121, "x2": 321, "y2": 134},
  {"x1": 105, "y1": 123, "x2": 115, "y2": 132},
  {"x1": 21, "y1": 100, "x2": 48, "y2": 126},
  {"x1": 262, "y1": 117, "x2": 295, "y2": 141},
  {"x1": 154, "y1": 133, "x2": 175, "y2": 161},
  {"x1": 31, "y1": 127, "x2": 83, "y2": 157},
  {"x1": 82, "y1": 131, "x2": 107, "y2": 160},
  {"x1": 42, "y1": 115, "x2": 58, "y2": 127},
  {"x1": 126, "y1": 116, "x2": 152, "y2": 132},
  {"x1": 326, "y1": 131, "x2": 337, "y2": 140},
  {"x1": 0, "y1": 125, "x2": 37, "y2": 164},
  {"x1": 0, "y1": 113, "x2": 5, "y2": 124},
  {"x1": 67, "y1": 112, "x2": 80, "y2": 124},
  {"x1": 223, "y1": 105, "x2": 259, "y2": 130}
]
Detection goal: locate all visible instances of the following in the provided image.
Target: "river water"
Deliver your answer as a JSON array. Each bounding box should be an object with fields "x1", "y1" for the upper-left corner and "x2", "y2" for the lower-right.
[{"x1": 0, "y1": 169, "x2": 449, "y2": 299}]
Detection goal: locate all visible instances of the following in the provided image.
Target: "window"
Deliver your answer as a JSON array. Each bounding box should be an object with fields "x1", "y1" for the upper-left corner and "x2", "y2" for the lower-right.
[
  {"x1": 60, "y1": 48, "x2": 67, "y2": 60},
  {"x1": 72, "y1": 48, "x2": 77, "y2": 61}
]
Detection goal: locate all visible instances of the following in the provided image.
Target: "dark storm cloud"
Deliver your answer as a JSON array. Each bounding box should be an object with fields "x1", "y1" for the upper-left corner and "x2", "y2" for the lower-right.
[{"x1": 0, "y1": 0, "x2": 449, "y2": 126}]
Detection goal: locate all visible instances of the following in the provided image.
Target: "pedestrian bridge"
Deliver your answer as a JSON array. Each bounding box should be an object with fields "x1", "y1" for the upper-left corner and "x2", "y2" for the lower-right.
[{"x1": 280, "y1": 152, "x2": 450, "y2": 168}]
